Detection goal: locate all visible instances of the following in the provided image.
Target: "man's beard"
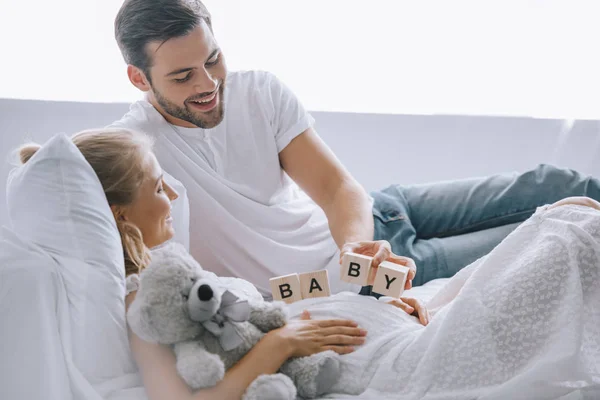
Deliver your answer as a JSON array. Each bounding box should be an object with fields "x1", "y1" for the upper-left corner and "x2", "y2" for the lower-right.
[{"x1": 153, "y1": 80, "x2": 225, "y2": 129}]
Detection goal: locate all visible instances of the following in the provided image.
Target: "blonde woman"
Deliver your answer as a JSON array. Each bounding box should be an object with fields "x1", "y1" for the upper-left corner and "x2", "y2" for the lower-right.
[
  {"x1": 18, "y1": 129, "x2": 599, "y2": 399},
  {"x1": 17, "y1": 128, "x2": 371, "y2": 400}
]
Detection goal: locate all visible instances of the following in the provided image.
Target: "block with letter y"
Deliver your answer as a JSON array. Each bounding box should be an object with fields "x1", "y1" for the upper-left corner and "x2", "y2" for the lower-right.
[{"x1": 372, "y1": 260, "x2": 409, "y2": 298}]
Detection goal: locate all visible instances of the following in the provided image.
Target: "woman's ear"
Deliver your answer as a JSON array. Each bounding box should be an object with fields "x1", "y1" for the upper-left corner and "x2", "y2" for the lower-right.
[{"x1": 110, "y1": 205, "x2": 127, "y2": 222}]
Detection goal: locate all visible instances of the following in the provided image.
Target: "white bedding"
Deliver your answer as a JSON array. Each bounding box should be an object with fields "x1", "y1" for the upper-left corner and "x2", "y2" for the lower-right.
[
  {"x1": 110, "y1": 206, "x2": 600, "y2": 400},
  {"x1": 29, "y1": 204, "x2": 600, "y2": 399},
  {"x1": 287, "y1": 205, "x2": 600, "y2": 399},
  {"x1": 104, "y1": 279, "x2": 451, "y2": 400}
]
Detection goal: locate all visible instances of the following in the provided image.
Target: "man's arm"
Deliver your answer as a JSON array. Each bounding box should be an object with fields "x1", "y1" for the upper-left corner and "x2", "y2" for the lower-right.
[
  {"x1": 279, "y1": 128, "x2": 374, "y2": 249},
  {"x1": 279, "y1": 128, "x2": 416, "y2": 289}
]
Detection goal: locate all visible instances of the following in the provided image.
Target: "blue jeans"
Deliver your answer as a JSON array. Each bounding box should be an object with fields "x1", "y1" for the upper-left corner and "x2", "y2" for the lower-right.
[{"x1": 363, "y1": 164, "x2": 600, "y2": 294}]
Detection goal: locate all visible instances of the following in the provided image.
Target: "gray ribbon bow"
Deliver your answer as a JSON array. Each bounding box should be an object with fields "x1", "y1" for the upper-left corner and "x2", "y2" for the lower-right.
[{"x1": 202, "y1": 290, "x2": 251, "y2": 351}]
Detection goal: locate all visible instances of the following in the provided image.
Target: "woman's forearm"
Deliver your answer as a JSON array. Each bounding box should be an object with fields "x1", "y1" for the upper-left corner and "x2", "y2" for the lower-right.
[
  {"x1": 130, "y1": 322, "x2": 294, "y2": 400},
  {"x1": 195, "y1": 331, "x2": 292, "y2": 400}
]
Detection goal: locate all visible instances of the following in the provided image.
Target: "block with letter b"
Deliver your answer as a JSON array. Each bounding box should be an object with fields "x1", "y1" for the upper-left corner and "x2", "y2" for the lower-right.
[
  {"x1": 372, "y1": 260, "x2": 409, "y2": 298},
  {"x1": 340, "y1": 252, "x2": 373, "y2": 286},
  {"x1": 299, "y1": 270, "x2": 331, "y2": 299},
  {"x1": 269, "y1": 273, "x2": 303, "y2": 304}
]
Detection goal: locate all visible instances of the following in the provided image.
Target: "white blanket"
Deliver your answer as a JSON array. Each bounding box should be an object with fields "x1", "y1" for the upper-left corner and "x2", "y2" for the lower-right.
[{"x1": 288, "y1": 205, "x2": 600, "y2": 400}]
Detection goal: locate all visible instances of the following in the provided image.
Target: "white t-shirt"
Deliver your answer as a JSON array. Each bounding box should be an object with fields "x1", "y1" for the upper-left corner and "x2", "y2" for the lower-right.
[{"x1": 110, "y1": 70, "x2": 360, "y2": 296}]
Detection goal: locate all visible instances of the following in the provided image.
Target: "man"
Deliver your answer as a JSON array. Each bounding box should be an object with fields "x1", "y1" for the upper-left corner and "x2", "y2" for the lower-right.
[{"x1": 110, "y1": 0, "x2": 600, "y2": 300}]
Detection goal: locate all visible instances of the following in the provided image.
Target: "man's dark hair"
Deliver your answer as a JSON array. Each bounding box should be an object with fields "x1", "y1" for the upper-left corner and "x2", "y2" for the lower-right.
[{"x1": 115, "y1": 0, "x2": 212, "y2": 81}]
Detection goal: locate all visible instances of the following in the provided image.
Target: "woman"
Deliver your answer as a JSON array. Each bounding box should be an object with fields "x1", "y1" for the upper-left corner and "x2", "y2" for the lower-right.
[
  {"x1": 19, "y1": 129, "x2": 598, "y2": 399},
  {"x1": 16, "y1": 128, "x2": 426, "y2": 400}
]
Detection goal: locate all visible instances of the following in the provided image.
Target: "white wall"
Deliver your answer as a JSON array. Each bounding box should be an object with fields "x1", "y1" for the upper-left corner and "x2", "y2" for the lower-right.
[
  {"x1": 1, "y1": 98, "x2": 599, "y2": 227},
  {"x1": 3, "y1": 0, "x2": 599, "y2": 120}
]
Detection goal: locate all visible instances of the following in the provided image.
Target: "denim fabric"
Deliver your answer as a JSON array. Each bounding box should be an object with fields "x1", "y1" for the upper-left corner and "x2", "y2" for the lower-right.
[{"x1": 361, "y1": 164, "x2": 600, "y2": 295}]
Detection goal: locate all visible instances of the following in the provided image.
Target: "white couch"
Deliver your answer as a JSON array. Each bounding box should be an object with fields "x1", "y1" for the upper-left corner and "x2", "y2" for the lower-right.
[{"x1": 2, "y1": 98, "x2": 599, "y2": 226}]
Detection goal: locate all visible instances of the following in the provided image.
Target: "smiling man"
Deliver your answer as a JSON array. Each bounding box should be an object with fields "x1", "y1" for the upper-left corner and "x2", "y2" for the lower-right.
[
  {"x1": 145, "y1": 31, "x2": 225, "y2": 129},
  {"x1": 110, "y1": 0, "x2": 600, "y2": 299}
]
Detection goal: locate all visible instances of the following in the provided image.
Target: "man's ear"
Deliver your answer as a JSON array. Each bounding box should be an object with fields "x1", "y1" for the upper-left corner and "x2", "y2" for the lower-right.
[{"x1": 127, "y1": 64, "x2": 151, "y2": 92}]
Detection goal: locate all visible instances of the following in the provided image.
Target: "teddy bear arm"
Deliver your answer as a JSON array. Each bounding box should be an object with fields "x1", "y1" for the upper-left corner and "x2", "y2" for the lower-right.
[
  {"x1": 280, "y1": 350, "x2": 341, "y2": 399},
  {"x1": 248, "y1": 300, "x2": 288, "y2": 332},
  {"x1": 174, "y1": 341, "x2": 226, "y2": 390}
]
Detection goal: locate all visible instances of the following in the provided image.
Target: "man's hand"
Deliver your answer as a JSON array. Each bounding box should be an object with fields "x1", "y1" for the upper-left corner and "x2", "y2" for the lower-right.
[{"x1": 340, "y1": 240, "x2": 416, "y2": 289}]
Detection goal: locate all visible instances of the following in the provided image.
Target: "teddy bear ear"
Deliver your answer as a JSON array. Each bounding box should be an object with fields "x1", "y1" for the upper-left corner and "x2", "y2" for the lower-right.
[{"x1": 127, "y1": 299, "x2": 161, "y2": 343}]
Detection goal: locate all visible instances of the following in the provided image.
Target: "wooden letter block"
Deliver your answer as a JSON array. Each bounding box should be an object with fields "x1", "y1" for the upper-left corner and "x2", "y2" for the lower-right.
[
  {"x1": 340, "y1": 252, "x2": 372, "y2": 286},
  {"x1": 270, "y1": 273, "x2": 302, "y2": 304},
  {"x1": 372, "y1": 261, "x2": 409, "y2": 298},
  {"x1": 299, "y1": 270, "x2": 331, "y2": 299}
]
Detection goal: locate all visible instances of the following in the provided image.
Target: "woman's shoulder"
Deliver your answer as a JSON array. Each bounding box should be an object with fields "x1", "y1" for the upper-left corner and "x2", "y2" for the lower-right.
[
  {"x1": 125, "y1": 274, "x2": 140, "y2": 310},
  {"x1": 126, "y1": 273, "x2": 140, "y2": 296}
]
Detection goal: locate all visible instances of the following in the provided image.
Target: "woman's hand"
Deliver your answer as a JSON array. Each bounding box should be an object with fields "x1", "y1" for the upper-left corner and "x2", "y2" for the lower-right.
[
  {"x1": 548, "y1": 196, "x2": 600, "y2": 211},
  {"x1": 340, "y1": 240, "x2": 417, "y2": 288},
  {"x1": 271, "y1": 310, "x2": 367, "y2": 358},
  {"x1": 383, "y1": 297, "x2": 430, "y2": 326}
]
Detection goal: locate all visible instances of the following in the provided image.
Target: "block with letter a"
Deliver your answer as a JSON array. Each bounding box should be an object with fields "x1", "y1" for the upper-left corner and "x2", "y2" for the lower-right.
[
  {"x1": 372, "y1": 260, "x2": 409, "y2": 298},
  {"x1": 340, "y1": 252, "x2": 372, "y2": 286},
  {"x1": 269, "y1": 273, "x2": 303, "y2": 304},
  {"x1": 299, "y1": 270, "x2": 331, "y2": 299}
]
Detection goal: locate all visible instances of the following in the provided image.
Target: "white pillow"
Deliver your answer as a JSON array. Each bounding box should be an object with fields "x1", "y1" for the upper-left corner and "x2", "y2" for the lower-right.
[
  {"x1": 4, "y1": 133, "x2": 141, "y2": 397},
  {"x1": 0, "y1": 228, "x2": 75, "y2": 400}
]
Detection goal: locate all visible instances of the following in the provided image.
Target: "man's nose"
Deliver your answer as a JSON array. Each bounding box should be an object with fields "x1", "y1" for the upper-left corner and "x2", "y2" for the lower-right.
[{"x1": 193, "y1": 69, "x2": 218, "y2": 95}]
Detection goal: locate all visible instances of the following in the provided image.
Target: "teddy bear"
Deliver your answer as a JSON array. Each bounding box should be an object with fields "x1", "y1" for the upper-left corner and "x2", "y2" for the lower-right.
[{"x1": 127, "y1": 241, "x2": 341, "y2": 400}]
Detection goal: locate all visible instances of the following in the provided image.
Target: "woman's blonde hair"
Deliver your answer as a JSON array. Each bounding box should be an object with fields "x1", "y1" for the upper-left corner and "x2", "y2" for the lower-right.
[{"x1": 18, "y1": 128, "x2": 154, "y2": 277}]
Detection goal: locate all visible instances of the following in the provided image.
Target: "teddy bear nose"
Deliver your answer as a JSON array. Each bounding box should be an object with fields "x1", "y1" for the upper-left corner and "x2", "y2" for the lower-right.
[{"x1": 197, "y1": 284, "x2": 214, "y2": 301}]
